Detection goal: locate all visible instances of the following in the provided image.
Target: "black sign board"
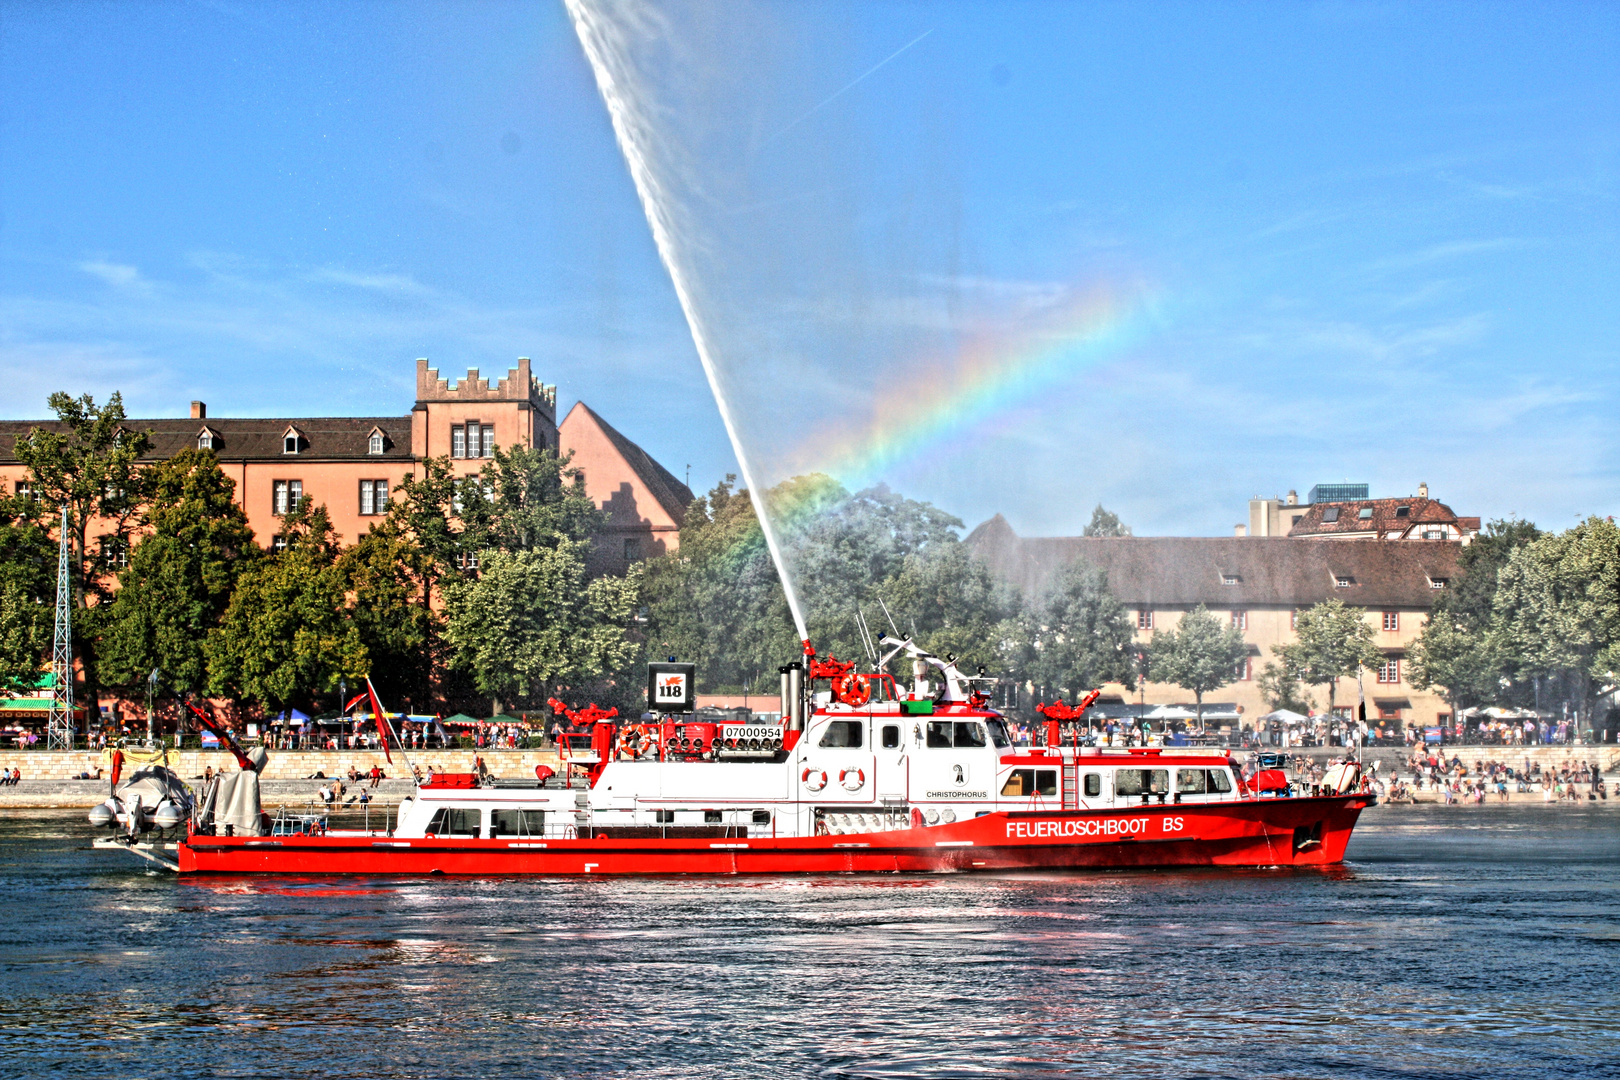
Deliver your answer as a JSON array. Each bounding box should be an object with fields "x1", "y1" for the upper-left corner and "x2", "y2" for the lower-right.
[{"x1": 647, "y1": 662, "x2": 697, "y2": 713}]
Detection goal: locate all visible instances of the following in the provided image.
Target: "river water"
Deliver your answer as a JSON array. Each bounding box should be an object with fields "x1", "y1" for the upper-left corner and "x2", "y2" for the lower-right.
[{"x1": 1, "y1": 805, "x2": 1616, "y2": 1079}]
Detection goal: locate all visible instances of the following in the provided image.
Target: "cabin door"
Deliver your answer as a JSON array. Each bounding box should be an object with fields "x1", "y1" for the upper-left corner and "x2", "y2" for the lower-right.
[{"x1": 875, "y1": 720, "x2": 907, "y2": 801}]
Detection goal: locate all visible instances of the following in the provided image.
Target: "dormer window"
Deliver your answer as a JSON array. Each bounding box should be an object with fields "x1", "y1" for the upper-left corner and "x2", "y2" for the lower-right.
[
  {"x1": 1395, "y1": 505, "x2": 1410, "y2": 518},
  {"x1": 1357, "y1": 507, "x2": 1373, "y2": 520},
  {"x1": 1429, "y1": 577, "x2": 1448, "y2": 589},
  {"x1": 1220, "y1": 573, "x2": 1241, "y2": 586},
  {"x1": 283, "y1": 426, "x2": 304, "y2": 455},
  {"x1": 1322, "y1": 507, "x2": 1340, "y2": 523},
  {"x1": 1335, "y1": 575, "x2": 1354, "y2": 588},
  {"x1": 368, "y1": 428, "x2": 386, "y2": 455},
  {"x1": 197, "y1": 426, "x2": 219, "y2": 451}
]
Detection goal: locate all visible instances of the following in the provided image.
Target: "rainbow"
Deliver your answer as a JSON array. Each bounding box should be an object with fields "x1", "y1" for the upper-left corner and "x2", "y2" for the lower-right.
[{"x1": 785, "y1": 283, "x2": 1163, "y2": 488}]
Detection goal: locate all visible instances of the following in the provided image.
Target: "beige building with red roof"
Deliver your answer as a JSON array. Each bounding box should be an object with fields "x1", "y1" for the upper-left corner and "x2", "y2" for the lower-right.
[
  {"x1": 968, "y1": 517, "x2": 1463, "y2": 731},
  {"x1": 1245, "y1": 482, "x2": 1479, "y2": 542}
]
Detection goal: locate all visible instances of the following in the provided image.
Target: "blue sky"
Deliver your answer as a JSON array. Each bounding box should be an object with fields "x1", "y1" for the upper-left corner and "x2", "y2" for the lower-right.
[{"x1": 1, "y1": 1, "x2": 1615, "y2": 539}]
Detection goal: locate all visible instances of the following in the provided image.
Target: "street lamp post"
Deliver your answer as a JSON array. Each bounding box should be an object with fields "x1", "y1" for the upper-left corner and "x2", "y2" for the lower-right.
[{"x1": 146, "y1": 668, "x2": 160, "y2": 746}]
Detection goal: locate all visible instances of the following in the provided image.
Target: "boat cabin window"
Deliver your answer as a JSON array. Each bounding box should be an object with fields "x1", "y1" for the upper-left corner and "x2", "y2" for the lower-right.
[
  {"x1": 926, "y1": 721, "x2": 988, "y2": 748},
  {"x1": 985, "y1": 719, "x2": 1012, "y2": 748},
  {"x1": 819, "y1": 720, "x2": 864, "y2": 748},
  {"x1": 655, "y1": 809, "x2": 675, "y2": 823},
  {"x1": 1000, "y1": 768, "x2": 1058, "y2": 797},
  {"x1": 955, "y1": 722, "x2": 987, "y2": 747},
  {"x1": 490, "y1": 809, "x2": 546, "y2": 837},
  {"x1": 704, "y1": 810, "x2": 722, "y2": 823},
  {"x1": 1114, "y1": 769, "x2": 1169, "y2": 797},
  {"x1": 1176, "y1": 768, "x2": 1233, "y2": 794},
  {"x1": 752, "y1": 810, "x2": 771, "y2": 825},
  {"x1": 881, "y1": 724, "x2": 900, "y2": 749},
  {"x1": 425, "y1": 807, "x2": 481, "y2": 837},
  {"x1": 1083, "y1": 773, "x2": 1102, "y2": 798}
]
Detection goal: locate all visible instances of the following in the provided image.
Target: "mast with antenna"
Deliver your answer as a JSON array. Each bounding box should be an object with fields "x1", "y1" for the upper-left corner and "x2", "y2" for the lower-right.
[{"x1": 47, "y1": 506, "x2": 75, "y2": 750}]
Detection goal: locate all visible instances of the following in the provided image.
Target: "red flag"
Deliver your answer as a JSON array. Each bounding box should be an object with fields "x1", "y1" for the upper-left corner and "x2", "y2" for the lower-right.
[{"x1": 365, "y1": 678, "x2": 393, "y2": 763}]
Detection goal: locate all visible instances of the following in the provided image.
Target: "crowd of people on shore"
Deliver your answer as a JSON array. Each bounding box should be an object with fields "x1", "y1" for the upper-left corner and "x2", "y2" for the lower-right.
[{"x1": 1387, "y1": 750, "x2": 1610, "y2": 804}]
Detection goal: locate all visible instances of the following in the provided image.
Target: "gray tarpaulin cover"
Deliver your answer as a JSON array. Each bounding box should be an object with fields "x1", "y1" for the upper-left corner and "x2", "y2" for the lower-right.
[
  {"x1": 198, "y1": 747, "x2": 271, "y2": 835},
  {"x1": 115, "y1": 766, "x2": 192, "y2": 810}
]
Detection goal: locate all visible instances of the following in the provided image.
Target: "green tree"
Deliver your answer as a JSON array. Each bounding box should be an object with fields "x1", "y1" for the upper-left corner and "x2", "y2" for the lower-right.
[
  {"x1": 1407, "y1": 518, "x2": 1540, "y2": 710},
  {"x1": 1082, "y1": 504, "x2": 1132, "y2": 537},
  {"x1": 1274, "y1": 599, "x2": 1381, "y2": 716},
  {"x1": 1256, "y1": 659, "x2": 1314, "y2": 715},
  {"x1": 1490, "y1": 516, "x2": 1620, "y2": 731},
  {"x1": 101, "y1": 450, "x2": 259, "y2": 697},
  {"x1": 11, "y1": 392, "x2": 152, "y2": 713},
  {"x1": 206, "y1": 502, "x2": 368, "y2": 712},
  {"x1": 1149, "y1": 605, "x2": 1249, "y2": 724},
  {"x1": 442, "y1": 541, "x2": 640, "y2": 711},
  {"x1": 1029, "y1": 561, "x2": 1137, "y2": 701},
  {"x1": 879, "y1": 542, "x2": 1025, "y2": 676},
  {"x1": 640, "y1": 476, "x2": 798, "y2": 693},
  {"x1": 457, "y1": 443, "x2": 601, "y2": 552},
  {"x1": 0, "y1": 495, "x2": 56, "y2": 691},
  {"x1": 339, "y1": 518, "x2": 436, "y2": 709}
]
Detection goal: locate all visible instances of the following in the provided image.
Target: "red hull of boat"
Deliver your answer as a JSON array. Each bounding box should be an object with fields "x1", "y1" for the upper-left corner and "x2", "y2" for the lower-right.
[{"x1": 178, "y1": 795, "x2": 1371, "y2": 875}]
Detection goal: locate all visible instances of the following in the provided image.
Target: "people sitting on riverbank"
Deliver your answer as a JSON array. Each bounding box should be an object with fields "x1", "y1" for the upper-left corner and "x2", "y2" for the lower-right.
[{"x1": 0, "y1": 766, "x2": 19, "y2": 785}]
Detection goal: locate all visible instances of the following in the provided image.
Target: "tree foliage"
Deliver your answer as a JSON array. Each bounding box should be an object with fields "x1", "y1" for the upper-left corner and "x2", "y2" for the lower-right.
[
  {"x1": 1082, "y1": 504, "x2": 1132, "y2": 537},
  {"x1": 443, "y1": 541, "x2": 640, "y2": 708},
  {"x1": 205, "y1": 502, "x2": 368, "y2": 711},
  {"x1": 11, "y1": 392, "x2": 152, "y2": 709},
  {"x1": 101, "y1": 450, "x2": 258, "y2": 695},
  {"x1": 1489, "y1": 515, "x2": 1620, "y2": 722},
  {"x1": 1149, "y1": 605, "x2": 1248, "y2": 722},
  {"x1": 0, "y1": 496, "x2": 55, "y2": 691},
  {"x1": 642, "y1": 476, "x2": 1022, "y2": 694},
  {"x1": 1256, "y1": 660, "x2": 1314, "y2": 715},
  {"x1": 1274, "y1": 599, "x2": 1381, "y2": 713},
  {"x1": 1028, "y1": 562, "x2": 1136, "y2": 700},
  {"x1": 340, "y1": 518, "x2": 437, "y2": 708},
  {"x1": 1407, "y1": 518, "x2": 1540, "y2": 709}
]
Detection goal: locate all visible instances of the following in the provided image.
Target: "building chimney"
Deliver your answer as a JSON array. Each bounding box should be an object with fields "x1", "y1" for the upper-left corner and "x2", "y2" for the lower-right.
[
  {"x1": 1286, "y1": 489, "x2": 1298, "y2": 506},
  {"x1": 1234, "y1": 524, "x2": 1248, "y2": 537},
  {"x1": 190, "y1": 401, "x2": 206, "y2": 420},
  {"x1": 1418, "y1": 481, "x2": 1429, "y2": 499}
]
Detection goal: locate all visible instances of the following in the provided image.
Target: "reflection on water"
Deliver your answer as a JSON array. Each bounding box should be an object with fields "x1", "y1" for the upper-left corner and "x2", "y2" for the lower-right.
[{"x1": 1, "y1": 806, "x2": 1616, "y2": 1078}]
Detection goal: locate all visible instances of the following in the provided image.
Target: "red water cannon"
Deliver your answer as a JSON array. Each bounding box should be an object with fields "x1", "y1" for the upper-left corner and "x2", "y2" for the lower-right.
[
  {"x1": 546, "y1": 698, "x2": 619, "y2": 728},
  {"x1": 548, "y1": 698, "x2": 620, "y2": 785},
  {"x1": 1035, "y1": 689, "x2": 1102, "y2": 753},
  {"x1": 803, "y1": 642, "x2": 872, "y2": 707}
]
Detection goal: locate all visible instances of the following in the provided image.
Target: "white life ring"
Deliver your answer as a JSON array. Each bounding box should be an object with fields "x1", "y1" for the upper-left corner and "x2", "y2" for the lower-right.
[
  {"x1": 839, "y1": 767, "x2": 866, "y2": 792},
  {"x1": 802, "y1": 768, "x2": 828, "y2": 793}
]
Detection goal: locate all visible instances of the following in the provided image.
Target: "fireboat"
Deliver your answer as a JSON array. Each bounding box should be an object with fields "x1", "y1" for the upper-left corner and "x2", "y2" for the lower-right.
[{"x1": 91, "y1": 636, "x2": 1372, "y2": 875}]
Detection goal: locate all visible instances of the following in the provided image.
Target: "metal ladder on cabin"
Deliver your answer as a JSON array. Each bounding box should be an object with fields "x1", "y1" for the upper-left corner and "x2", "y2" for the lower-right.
[{"x1": 1061, "y1": 763, "x2": 1078, "y2": 810}]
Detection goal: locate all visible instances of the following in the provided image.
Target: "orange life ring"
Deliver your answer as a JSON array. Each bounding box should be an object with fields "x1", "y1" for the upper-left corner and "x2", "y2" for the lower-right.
[
  {"x1": 802, "y1": 767, "x2": 828, "y2": 793},
  {"x1": 833, "y1": 674, "x2": 871, "y2": 707},
  {"x1": 839, "y1": 767, "x2": 866, "y2": 792}
]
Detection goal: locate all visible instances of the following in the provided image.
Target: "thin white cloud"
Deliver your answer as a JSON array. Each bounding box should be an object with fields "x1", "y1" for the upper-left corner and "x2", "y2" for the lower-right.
[{"x1": 78, "y1": 259, "x2": 155, "y2": 296}]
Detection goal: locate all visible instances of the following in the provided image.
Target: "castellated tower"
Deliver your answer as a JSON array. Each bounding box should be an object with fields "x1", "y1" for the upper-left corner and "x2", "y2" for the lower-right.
[{"x1": 410, "y1": 357, "x2": 559, "y2": 468}]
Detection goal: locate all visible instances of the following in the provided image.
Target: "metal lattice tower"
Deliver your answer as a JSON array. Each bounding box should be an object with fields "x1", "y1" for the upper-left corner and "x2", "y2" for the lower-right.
[{"x1": 46, "y1": 505, "x2": 74, "y2": 751}]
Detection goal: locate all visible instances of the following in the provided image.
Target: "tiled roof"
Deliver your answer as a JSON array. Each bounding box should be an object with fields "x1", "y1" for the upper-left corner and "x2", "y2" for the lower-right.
[
  {"x1": 0, "y1": 416, "x2": 414, "y2": 463},
  {"x1": 966, "y1": 515, "x2": 1460, "y2": 608},
  {"x1": 568, "y1": 403, "x2": 694, "y2": 523},
  {"x1": 1287, "y1": 497, "x2": 1460, "y2": 538}
]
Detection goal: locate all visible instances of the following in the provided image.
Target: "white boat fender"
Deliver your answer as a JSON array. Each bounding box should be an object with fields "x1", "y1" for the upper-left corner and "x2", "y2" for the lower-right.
[
  {"x1": 802, "y1": 768, "x2": 828, "y2": 793},
  {"x1": 839, "y1": 767, "x2": 865, "y2": 792}
]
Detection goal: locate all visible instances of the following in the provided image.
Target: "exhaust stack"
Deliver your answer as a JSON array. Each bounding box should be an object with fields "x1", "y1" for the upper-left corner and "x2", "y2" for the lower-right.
[{"x1": 786, "y1": 661, "x2": 804, "y2": 732}]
